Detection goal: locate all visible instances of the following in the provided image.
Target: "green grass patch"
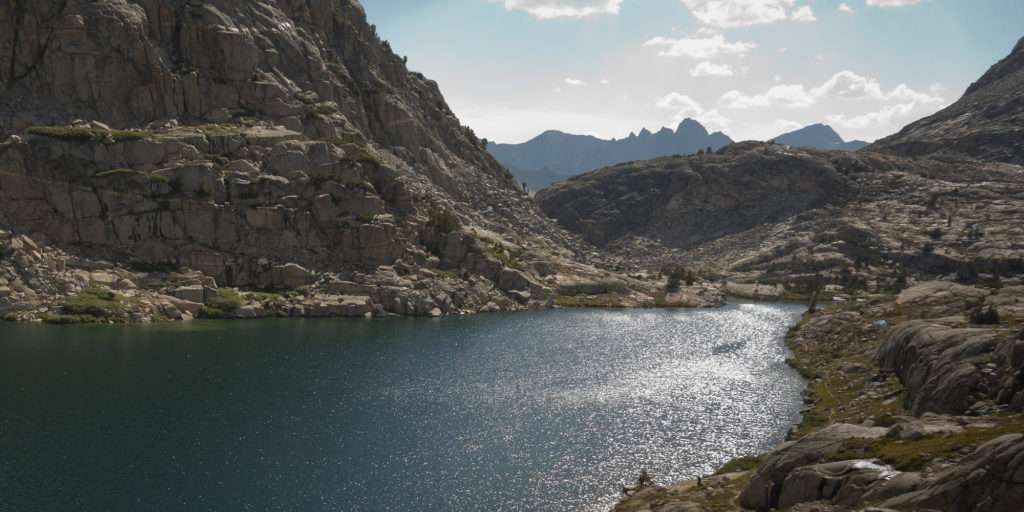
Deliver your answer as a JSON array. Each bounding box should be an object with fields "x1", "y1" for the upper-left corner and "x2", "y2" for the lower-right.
[
  {"x1": 147, "y1": 173, "x2": 170, "y2": 183},
  {"x1": 28, "y1": 126, "x2": 153, "y2": 142},
  {"x1": 715, "y1": 455, "x2": 765, "y2": 475},
  {"x1": 94, "y1": 168, "x2": 139, "y2": 178},
  {"x1": 39, "y1": 314, "x2": 98, "y2": 324},
  {"x1": 62, "y1": 286, "x2": 124, "y2": 317},
  {"x1": 825, "y1": 415, "x2": 1024, "y2": 471},
  {"x1": 202, "y1": 287, "x2": 243, "y2": 318}
]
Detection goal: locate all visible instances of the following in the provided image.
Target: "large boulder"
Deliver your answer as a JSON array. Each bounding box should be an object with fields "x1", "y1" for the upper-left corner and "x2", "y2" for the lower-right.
[
  {"x1": 740, "y1": 423, "x2": 889, "y2": 511},
  {"x1": 881, "y1": 433, "x2": 1024, "y2": 512},
  {"x1": 876, "y1": 320, "x2": 1024, "y2": 415}
]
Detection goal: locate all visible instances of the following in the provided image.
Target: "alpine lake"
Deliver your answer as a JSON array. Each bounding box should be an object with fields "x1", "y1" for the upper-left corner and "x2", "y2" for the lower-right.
[{"x1": 0, "y1": 302, "x2": 806, "y2": 511}]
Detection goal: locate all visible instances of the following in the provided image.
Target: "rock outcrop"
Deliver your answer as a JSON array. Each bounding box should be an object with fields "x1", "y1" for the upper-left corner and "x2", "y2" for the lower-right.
[
  {"x1": 870, "y1": 36, "x2": 1024, "y2": 165},
  {"x1": 739, "y1": 423, "x2": 889, "y2": 510},
  {"x1": 535, "y1": 142, "x2": 850, "y2": 250},
  {"x1": 881, "y1": 433, "x2": 1024, "y2": 512},
  {"x1": 877, "y1": 319, "x2": 1024, "y2": 416},
  {"x1": 0, "y1": 0, "x2": 631, "y2": 319}
]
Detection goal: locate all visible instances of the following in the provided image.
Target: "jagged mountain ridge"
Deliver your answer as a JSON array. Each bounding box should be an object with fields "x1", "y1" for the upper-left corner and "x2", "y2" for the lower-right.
[
  {"x1": 0, "y1": 0, "x2": 653, "y2": 320},
  {"x1": 535, "y1": 34, "x2": 1024, "y2": 282},
  {"x1": 487, "y1": 118, "x2": 732, "y2": 191},
  {"x1": 869, "y1": 35, "x2": 1024, "y2": 164},
  {"x1": 772, "y1": 123, "x2": 868, "y2": 151}
]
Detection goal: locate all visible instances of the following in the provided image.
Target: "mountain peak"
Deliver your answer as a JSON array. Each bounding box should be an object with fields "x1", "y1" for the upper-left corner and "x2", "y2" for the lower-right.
[{"x1": 772, "y1": 124, "x2": 866, "y2": 151}]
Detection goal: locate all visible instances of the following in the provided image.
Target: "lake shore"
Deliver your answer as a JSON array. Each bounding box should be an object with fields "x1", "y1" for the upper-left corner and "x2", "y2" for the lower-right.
[{"x1": 610, "y1": 279, "x2": 1024, "y2": 511}]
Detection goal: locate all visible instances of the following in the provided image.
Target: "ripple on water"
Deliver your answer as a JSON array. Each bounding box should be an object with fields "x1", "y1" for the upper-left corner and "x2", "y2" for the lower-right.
[{"x1": 0, "y1": 303, "x2": 805, "y2": 512}]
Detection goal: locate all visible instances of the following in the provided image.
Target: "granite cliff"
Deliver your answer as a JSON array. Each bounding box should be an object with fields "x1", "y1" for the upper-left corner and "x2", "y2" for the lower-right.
[{"x1": 0, "y1": 0, "x2": 682, "y2": 322}]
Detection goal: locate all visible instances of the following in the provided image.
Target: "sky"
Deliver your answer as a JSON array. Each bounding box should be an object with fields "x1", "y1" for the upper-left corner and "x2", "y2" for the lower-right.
[{"x1": 360, "y1": 0, "x2": 1024, "y2": 144}]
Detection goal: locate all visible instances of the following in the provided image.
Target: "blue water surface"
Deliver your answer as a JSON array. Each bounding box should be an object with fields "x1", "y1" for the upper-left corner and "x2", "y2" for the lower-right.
[{"x1": 0, "y1": 303, "x2": 805, "y2": 511}]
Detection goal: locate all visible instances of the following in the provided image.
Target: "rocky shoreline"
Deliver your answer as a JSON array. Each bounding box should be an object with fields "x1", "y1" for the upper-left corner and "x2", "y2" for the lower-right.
[{"x1": 610, "y1": 279, "x2": 1024, "y2": 512}]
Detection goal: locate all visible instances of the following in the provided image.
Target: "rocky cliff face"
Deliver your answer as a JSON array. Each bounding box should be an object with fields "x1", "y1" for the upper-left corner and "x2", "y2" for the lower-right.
[
  {"x1": 0, "y1": 0, "x2": 638, "y2": 320},
  {"x1": 869, "y1": 36, "x2": 1024, "y2": 165}
]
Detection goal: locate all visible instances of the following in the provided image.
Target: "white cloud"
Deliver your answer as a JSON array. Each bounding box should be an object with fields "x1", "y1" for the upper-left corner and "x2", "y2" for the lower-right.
[
  {"x1": 773, "y1": 119, "x2": 804, "y2": 132},
  {"x1": 719, "y1": 70, "x2": 945, "y2": 110},
  {"x1": 486, "y1": 0, "x2": 624, "y2": 19},
  {"x1": 790, "y1": 5, "x2": 816, "y2": 21},
  {"x1": 678, "y1": 0, "x2": 819, "y2": 28},
  {"x1": 656, "y1": 92, "x2": 732, "y2": 132},
  {"x1": 690, "y1": 61, "x2": 736, "y2": 76},
  {"x1": 643, "y1": 29, "x2": 756, "y2": 58},
  {"x1": 778, "y1": 47, "x2": 787, "y2": 53},
  {"x1": 838, "y1": 3, "x2": 855, "y2": 13},
  {"x1": 824, "y1": 96, "x2": 941, "y2": 130},
  {"x1": 865, "y1": 0, "x2": 923, "y2": 7},
  {"x1": 564, "y1": 78, "x2": 588, "y2": 86},
  {"x1": 720, "y1": 84, "x2": 816, "y2": 108}
]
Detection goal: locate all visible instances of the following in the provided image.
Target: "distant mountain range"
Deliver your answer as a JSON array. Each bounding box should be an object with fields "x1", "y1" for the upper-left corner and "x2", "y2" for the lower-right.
[
  {"x1": 489, "y1": 119, "x2": 866, "y2": 192},
  {"x1": 771, "y1": 123, "x2": 869, "y2": 151},
  {"x1": 487, "y1": 119, "x2": 732, "y2": 192}
]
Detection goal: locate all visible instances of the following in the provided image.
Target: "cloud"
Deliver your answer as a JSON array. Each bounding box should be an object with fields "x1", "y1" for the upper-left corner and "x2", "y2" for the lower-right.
[
  {"x1": 486, "y1": 0, "x2": 624, "y2": 19},
  {"x1": 564, "y1": 78, "x2": 589, "y2": 86},
  {"x1": 789, "y1": 5, "x2": 816, "y2": 21},
  {"x1": 865, "y1": 0, "x2": 923, "y2": 7},
  {"x1": 718, "y1": 70, "x2": 945, "y2": 110},
  {"x1": 824, "y1": 96, "x2": 942, "y2": 130},
  {"x1": 678, "y1": 0, "x2": 817, "y2": 28},
  {"x1": 720, "y1": 84, "x2": 816, "y2": 108},
  {"x1": 643, "y1": 29, "x2": 756, "y2": 58},
  {"x1": 838, "y1": 3, "x2": 855, "y2": 13},
  {"x1": 691, "y1": 61, "x2": 736, "y2": 76},
  {"x1": 773, "y1": 119, "x2": 804, "y2": 132},
  {"x1": 656, "y1": 92, "x2": 732, "y2": 132}
]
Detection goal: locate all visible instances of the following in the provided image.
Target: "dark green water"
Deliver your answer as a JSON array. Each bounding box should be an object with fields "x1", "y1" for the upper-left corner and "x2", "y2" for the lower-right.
[{"x1": 0, "y1": 303, "x2": 805, "y2": 511}]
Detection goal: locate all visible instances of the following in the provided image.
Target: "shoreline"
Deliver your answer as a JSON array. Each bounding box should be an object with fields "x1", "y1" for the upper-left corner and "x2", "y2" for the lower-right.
[{"x1": 610, "y1": 279, "x2": 1024, "y2": 511}]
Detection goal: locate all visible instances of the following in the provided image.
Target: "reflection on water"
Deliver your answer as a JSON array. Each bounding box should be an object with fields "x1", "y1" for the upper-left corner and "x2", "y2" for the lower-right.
[{"x1": 0, "y1": 303, "x2": 805, "y2": 511}]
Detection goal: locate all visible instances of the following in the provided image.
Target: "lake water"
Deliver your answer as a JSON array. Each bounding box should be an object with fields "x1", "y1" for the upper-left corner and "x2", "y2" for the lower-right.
[{"x1": 0, "y1": 303, "x2": 805, "y2": 511}]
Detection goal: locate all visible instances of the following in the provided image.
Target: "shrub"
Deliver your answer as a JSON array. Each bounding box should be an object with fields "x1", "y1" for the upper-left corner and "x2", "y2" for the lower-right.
[
  {"x1": 662, "y1": 267, "x2": 697, "y2": 291},
  {"x1": 40, "y1": 314, "x2": 98, "y2": 324},
  {"x1": 427, "y1": 207, "x2": 460, "y2": 233},
  {"x1": 356, "y1": 213, "x2": 375, "y2": 223},
  {"x1": 968, "y1": 304, "x2": 1000, "y2": 325},
  {"x1": 193, "y1": 182, "x2": 214, "y2": 198},
  {"x1": 202, "y1": 287, "x2": 243, "y2": 317},
  {"x1": 310, "y1": 170, "x2": 335, "y2": 186},
  {"x1": 62, "y1": 286, "x2": 123, "y2": 316},
  {"x1": 94, "y1": 168, "x2": 138, "y2": 178},
  {"x1": 147, "y1": 173, "x2": 170, "y2": 183},
  {"x1": 27, "y1": 126, "x2": 153, "y2": 142},
  {"x1": 345, "y1": 180, "x2": 373, "y2": 192}
]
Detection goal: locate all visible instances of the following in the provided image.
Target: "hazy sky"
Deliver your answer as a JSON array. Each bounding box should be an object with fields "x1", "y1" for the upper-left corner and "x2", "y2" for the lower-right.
[{"x1": 361, "y1": 0, "x2": 1023, "y2": 144}]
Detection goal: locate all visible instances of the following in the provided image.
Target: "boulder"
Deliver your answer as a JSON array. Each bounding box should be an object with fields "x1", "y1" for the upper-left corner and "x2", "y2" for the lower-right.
[
  {"x1": 776, "y1": 459, "x2": 899, "y2": 510},
  {"x1": 880, "y1": 433, "x2": 1024, "y2": 512},
  {"x1": 876, "y1": 320, "x2": 1019, "y2": 415},
  {"x1": 740, "y1": 423, "x2": 889, "y2": 511},
  {"x1": 271, "y1": 263, "x2": 312, "y2": 289}
]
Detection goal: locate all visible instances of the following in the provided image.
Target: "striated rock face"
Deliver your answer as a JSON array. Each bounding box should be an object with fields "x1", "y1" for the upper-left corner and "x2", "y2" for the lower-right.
[
  {"x1": 535, "y1": 142, "x2": 850, "y2": 250},
  {"x1": 877, "y1": 319, "x2": 1024, "y2": 416},
  {"x1": 870, "y1": 36, "x2": 1024, "y2": 165},
  {"x1": 0, "y1": 0, "x2": 625, "y2": 318}
]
